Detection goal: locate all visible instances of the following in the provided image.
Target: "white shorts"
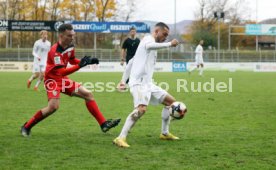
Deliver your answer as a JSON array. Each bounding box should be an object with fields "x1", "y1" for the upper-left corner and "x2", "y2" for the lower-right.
[
  {"x1": 130, "y1": 83, "x2": 168, "y2": 108},
  {"x1": 195, "y1": 56, "x2": 204, "y2": 65},
  {"x1": 33, "y1": 64, "x2": 46, "y2": 73}
]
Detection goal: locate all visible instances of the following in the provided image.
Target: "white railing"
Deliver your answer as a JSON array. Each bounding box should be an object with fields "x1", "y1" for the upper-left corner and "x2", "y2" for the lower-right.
[{"x1": 0, "y1": 48, "x2": 276, "y2": 62}]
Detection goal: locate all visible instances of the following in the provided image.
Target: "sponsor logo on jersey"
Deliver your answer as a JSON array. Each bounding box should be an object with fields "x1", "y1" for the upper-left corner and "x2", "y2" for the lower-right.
[
  {"x1": 54, "y1": 56, "x2": 61, "y2": 64},
  {"x1": 52, "y1": 90, "x2": 57, "y2": 96}
]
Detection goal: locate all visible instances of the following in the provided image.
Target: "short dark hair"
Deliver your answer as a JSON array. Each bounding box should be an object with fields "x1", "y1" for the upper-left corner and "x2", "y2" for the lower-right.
[
  {"x1": 58, "y1": 24, "x2": 73, "y2": 33},
  {"x1": 129, "y1": 26, "x2": 136, "y2": 31},
  {"x1": 155, "y1": 22, "x2": 169, "y2": 30}
]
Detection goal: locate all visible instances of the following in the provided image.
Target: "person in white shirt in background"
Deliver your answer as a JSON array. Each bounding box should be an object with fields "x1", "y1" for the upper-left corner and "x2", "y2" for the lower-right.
[
  {"x1": 113, "y1": 22, "x2": 185, "y2": 148},
  {"x1": 27, "y1": 30, "x2": 51, "y2": 91},
  {"x1": 189, "y1": 40, "x2": 204, "y2": 76}
]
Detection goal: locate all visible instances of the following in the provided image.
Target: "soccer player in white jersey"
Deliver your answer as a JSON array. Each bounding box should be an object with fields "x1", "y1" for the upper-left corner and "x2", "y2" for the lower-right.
[
  {"x1": 189, "y1": 40, "x2": 204, "y2": 76},
  {"x1": 113, "y1": 22, "x2": 183, "y2": 148},
  {"x1": 27, "y1": 30, "x2": 51, "y2": 91}
]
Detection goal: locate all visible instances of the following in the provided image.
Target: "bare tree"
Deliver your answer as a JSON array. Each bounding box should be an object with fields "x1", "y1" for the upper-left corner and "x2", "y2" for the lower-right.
[
  {"x1": 96, "y1": 0, "x2": 116, "y2": 22},
  {"x1": 41, "y1": 0, "x2": 48, "y2": 20},
  {"x1": 195, "y1": 0, "x2": 250, "y2": 24},
  {"x1": 113, "y1": 0, "x2": 138, "y2": 22},
  {"x1": 0, "y1": 1, "x2": 6, "y2": 19},
  {"x1": 82, "y1": 0, "x2": 96, "y2": 21},
  {"x1": 112, "y1": 0, "x2": 138, "y2": 47},
  {"x1": 226, "y1": 0, "x2": 251, "y2": 24},
  {"x1": 99, "y1": 0, "x2": 109, "y2": 22},
  {"x1": 49, "y1": 0, "x2": 61, "y2": 20},
  {"x1": 188, "y1": 0, "x2": 252, "y2": 48}
]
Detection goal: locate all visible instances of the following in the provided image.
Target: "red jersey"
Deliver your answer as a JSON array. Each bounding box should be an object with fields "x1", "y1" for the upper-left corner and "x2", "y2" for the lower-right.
[{"x1": 45, "y1": 43, "x2": 79, "y2": 81}]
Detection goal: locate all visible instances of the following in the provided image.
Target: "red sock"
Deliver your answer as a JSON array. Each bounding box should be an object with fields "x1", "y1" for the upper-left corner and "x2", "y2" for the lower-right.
[
  {"x1": 86, "y1": 100, "x2": 106, "y2": 125},
  {"x1": 24, "y1": 110, "x2": 45, "y2": 129}
]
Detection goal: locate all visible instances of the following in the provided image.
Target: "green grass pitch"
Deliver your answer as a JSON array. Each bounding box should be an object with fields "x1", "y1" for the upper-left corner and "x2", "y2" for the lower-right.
[{"x1": 0, "y1": 71, "x2": 275, "y2": 169}]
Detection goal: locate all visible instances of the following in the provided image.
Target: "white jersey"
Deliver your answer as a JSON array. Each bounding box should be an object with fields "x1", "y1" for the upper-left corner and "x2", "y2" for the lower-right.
[
  {"x1": 195, "y1": 44, "x2": 204, "y2": 64},
  {"x1": 129, "y1": 34, "x2": 171, "y2": 86},
  {"x1": 32, "y1": 39, "x2": 51, "y2": 66},
  {"x1": 195, "y1": 44, "x2": 203, "y2": 58}
]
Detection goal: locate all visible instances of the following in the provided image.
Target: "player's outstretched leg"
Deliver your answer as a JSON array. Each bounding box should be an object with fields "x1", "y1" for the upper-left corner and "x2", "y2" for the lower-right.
[
  {"x1": 159, "y1": 95, "x2": 180, "y2": 140},
  {"x1": 101, "y1": 119, "x2": 121, "y2": 133},
  {"x1": 27, "y1": 73, "x2": 39, "y2": 89},
  {"x1": 199, "y1": 64, "x2": 204, "y2": 76},
  {"x1": 113, "y1": 107, "x2": 145, "y2": 148},
  {"x1": 20, "y1": 110, "x2": 44, "y2": 137},
  {"x1": 73, "y1": 86, "x2": 121, "y2": 132},
  {"x1": 189, "y1": 65, "x2": 199, "y2": 75},
  {"x1": 189, "y1": 67, "x2": 195, "y2": 73},
  {"x1": 160, "y1": 107, "x2": 179, "y2": 140},
  {"x1": 21, "y1": 123, "x2": 31, "y2": 137},
  {"x1": 34, "y1": 72, "x2": 44, "y2": 91},
  {"x1": 27, "y1": 80, "x2": 31, "y2": 88},
  {"x1": 85, "y1": 100, "x2": 121, "y2": 133},
  {"x1": 20, "y1": 99, "x2": 59, "y2": 137}
]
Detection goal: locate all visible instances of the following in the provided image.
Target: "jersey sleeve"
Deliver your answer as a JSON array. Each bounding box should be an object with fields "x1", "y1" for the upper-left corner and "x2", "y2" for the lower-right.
[
  {"x1": 32, "y1": 41, "x2": 40, "y2": 59},
  {"x1": 144, "y1": 36, "x2": 171, "y2": 50},
  {"x1": 145, "y1": 41, "x2": 171, "y2": 50},
  {"x1": 56, "y1": 64, "x2": 80, "y2": 76},
  {"x1": 68, "y1": 49, "x2": 80, "y2": 65},
  {"x1": 69, "y1": 58, "x2": 80, "y2": 65},
  {"x1": 122, "y1": 58, "x2": 133, "y2": 83}
]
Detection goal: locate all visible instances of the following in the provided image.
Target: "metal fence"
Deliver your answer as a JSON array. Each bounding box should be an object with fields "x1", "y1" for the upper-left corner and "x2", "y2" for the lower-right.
[{"x1": 0, "y1": 48, "x2": 276, "y2": 62}]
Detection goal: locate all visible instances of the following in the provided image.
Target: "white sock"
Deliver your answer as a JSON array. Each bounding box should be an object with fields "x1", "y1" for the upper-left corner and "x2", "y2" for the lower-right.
[
  {"x1": 161, "y1": 107, "x2": 170, "y2": 135},
  {"x1": 35, "y1": 79, "x2": 42, "y2": 88},
  {"x1": 199, "y1": 67, "x2": 204, "y2": 76},
  {"x1": 189, "y1": 66, "x2": 197, "y2": 72},
  {"x1": 119, "y1": 109, "x2": 139, "y2": 138}
]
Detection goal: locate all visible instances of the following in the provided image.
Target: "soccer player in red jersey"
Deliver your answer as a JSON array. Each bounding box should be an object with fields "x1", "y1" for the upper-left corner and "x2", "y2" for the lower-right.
[{"x1": 21, "y1": 24, "x2": 120, "y2": 137}]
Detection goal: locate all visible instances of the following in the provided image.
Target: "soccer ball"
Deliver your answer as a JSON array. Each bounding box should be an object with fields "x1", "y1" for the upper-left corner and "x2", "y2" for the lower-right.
[{"x1": 169, "y1": 102, "x2": 187, "y2": 120}]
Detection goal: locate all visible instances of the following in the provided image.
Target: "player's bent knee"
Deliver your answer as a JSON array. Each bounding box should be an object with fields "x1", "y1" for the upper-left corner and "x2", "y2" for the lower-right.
[
  {"x1": 34, "y1": 73, "x2": 39, "y2": 78},
  {"x1": 40, "y1": 73, "x2": 45, "y2": 78},
  {"x1": 162, "y1": 95, "x2": 176, "y2": 106},
  {"x1": 49, "y1": 107, "x2": 58, "y2": 113},
  {"x1": 131, "y1": 109, "x2": 145, "y2": 121},
  {"x1": 77, "y1": 87, "x2": 94, "y2": 100},
  {"x1": 48, "y1": 104, "x2": 59, "y2": 113},
  {"x1": 84, "y1": 92, "x2": 94, "y2": 100},
  {"x1": 137, "y1": 106, "x2": 147, "y2": 114}
]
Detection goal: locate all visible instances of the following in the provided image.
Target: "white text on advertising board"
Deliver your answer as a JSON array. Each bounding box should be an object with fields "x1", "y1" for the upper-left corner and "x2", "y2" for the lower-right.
[
  {"x1": 90, "y1": 24, "x2": 107, "y2": 30},
  {"x1": 0, "y1": 20, "x2": 8, "y2": 26},
  {"x1": 73, "y1": 24, "x2": 90, "y2": 30},
  {"x1": 173, "y1": 63, "x2": 185, "y2": 69}
]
